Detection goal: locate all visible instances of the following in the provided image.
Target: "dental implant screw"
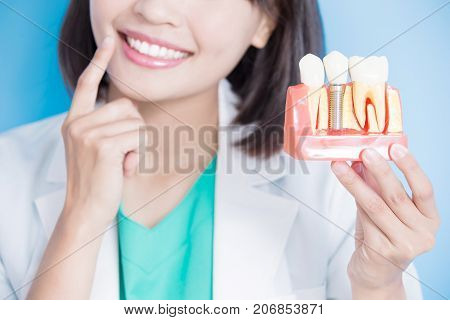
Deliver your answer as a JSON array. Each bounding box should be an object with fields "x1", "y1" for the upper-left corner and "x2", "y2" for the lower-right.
[{"x1": 328, "y1": 84, "x2": 346, "y2": 131}]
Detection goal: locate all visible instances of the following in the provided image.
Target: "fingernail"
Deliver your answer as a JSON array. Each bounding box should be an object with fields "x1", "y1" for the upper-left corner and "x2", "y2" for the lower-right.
[
  {"x1": 353, "y1": 162, "x2": 363, "y2": 175},
  {"x1": 390, "y1": 144, "x2": 408, "y2": 161},
  {"x1": 101, "y1": 36, "x2": 114, "y2": 48},
  {"x1": 331, "y1": 161, "x2": 348, "y2": 176},
  {"x1": 362, "y1": 148, "x2": 382, "y2": 164}
]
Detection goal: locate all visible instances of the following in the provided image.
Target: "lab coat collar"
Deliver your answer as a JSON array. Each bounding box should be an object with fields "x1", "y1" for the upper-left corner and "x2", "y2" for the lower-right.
[{"x1": 33, "y1": 79, "x2": 299, "y2": 299}]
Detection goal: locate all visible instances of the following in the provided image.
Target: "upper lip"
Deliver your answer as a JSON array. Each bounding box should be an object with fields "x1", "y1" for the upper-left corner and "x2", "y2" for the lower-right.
[{"x1": 120, "y1": 29, "x2": 193, "y2": 54}]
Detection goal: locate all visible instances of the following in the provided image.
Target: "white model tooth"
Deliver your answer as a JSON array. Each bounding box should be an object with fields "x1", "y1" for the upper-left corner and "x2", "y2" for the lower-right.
[
  {"x1": 323, "y1": 51, "x2": 349, "y2": 84},
  {"x1": 159, "y1": 47, "x2": 168, "y2": 58},
  {"x1": 379, "y1": 56, "x2": 389, "y2": 83},
  {"x1": 349, "y1": 56, "x2": 388, "y2": 132},
  {"x1": 348, "y1": 56, "x2": 363, "y2": 80},
  {"x1": 175, "y1": 52, "x2": 182, "y2": 59},
  {"x1": 299, "y1": 53, "x2": 325, "y2": 88},
  {"x1": 349, "y1": 56, "x2": 388, "y2": 85},
  {"x1": 126, "y1": 36, "x2": 132, "y2": 46},
  {"x1": 299, "y1": 53, "x2": 326, "y2": 133}
]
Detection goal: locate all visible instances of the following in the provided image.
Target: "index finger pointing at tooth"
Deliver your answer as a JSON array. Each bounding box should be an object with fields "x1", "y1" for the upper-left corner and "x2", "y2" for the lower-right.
[{"x1": 68, "y1": 36, "x2": 115, "y2": 120}]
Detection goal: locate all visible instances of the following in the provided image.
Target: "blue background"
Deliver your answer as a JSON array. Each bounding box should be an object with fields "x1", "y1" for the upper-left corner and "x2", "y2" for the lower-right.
[{"x1": 0, "y1": 0, "x2": 449, "y2": 299}]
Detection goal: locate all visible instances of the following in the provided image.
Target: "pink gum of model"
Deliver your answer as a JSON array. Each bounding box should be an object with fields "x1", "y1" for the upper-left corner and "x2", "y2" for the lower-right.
[{"x1": 283, "y1": 83, "x2": 408, "y2": 161}]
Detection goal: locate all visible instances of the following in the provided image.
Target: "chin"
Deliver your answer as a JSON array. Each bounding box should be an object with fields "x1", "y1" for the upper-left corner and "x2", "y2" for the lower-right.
[
  {"x1": 107, "y1": 75, "x2": 194, "y2": 104},
  {"x1": 108, "y1": 78, "x2": 164, "y2": 102}
]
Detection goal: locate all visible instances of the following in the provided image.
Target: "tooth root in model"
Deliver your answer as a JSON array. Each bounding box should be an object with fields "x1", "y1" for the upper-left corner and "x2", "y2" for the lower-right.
[
  {"x1": 323, "y1": 51, "x2": 349, "y2": 131},
  {"x1": 386, "y1": 87, "x2": 403, "y2": 133},
  {"x1": 341, "y1": 85, "x2": 362, "y2": 131},
  {"x1": 317, "y1": 88, "x2": 329, "y2": 131},
  {"x1": 349, "y1": 56, "x2": 388, "y2": 132},
  {"x1": 299, "y1": 54, "x2": 327, "y2": 133},
  {"x1": 367, "y1": 103, "x2": 380, "y2": 133}
]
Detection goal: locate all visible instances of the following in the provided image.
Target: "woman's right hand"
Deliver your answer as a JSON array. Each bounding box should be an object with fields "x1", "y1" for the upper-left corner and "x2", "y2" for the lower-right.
[{"x1": 61, "y1": 36, "x2": 145, "y2": 229}]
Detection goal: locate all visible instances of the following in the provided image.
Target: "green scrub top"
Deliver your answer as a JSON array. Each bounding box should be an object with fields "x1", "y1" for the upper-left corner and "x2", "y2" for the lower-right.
[{"x1": 117, "y1": 156, "x2": 217, "y2": 300}]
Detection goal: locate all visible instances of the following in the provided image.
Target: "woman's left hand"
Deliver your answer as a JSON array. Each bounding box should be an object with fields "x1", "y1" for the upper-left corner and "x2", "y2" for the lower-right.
[{"x1": 331, "y1": 144, "x2": 440, "y2": 299}]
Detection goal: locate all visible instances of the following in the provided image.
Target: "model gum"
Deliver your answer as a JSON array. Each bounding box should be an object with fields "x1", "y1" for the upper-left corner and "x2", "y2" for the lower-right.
[{"x1": 284, "y1": 51, "x2": 406, "y2": 161}]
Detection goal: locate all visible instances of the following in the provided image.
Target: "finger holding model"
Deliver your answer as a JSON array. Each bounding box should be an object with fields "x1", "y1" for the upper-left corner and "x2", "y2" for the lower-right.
[
  {"x1": 284, "y1": 51, "x2": 440, "y2": 298},
  {"x1": 332, "y1": 148, "x2": 440, "y2": 299}
]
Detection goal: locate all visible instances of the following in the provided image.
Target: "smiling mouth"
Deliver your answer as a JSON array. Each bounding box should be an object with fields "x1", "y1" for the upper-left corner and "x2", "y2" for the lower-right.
[{"x1": 119, "y1": 31, "x2": 193, "y2": 61}]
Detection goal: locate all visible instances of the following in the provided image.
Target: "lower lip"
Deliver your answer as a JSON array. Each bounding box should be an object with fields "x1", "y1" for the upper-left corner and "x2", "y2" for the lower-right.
[{"x1": 121, "y1": 37, "x2": 190, "y2": 69}]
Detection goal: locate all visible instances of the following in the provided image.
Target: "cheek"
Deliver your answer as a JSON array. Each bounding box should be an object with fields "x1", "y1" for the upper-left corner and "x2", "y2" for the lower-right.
[
  {"x1": 192, "y1": 7, "x2": 260, "y2": 65},
  {"x1": 89, "y1": 0, "x2": 263, "y2": 102},
  {"x1": 90, "y1": 0, "x2": 130, "y2": 45}
]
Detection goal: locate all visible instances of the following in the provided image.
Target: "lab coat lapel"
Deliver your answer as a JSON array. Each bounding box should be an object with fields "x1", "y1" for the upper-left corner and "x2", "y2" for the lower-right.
[
  {"x1": 33, "y1": 80, "x2": 300, "y2": 300},
  {"x1": 212, "y1": 81, "x2": 300, "y2": 299},
  {"x1": 33, "y1": 128, "x2": 120, "y2": 300},
  {"x1": 213, "y1": 149, "x2": 300, "y2": 299}
]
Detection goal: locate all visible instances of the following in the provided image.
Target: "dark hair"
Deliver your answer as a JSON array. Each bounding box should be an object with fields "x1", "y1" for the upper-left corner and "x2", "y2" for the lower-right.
[{"x1": 58, "y1": 0, "x2": 323, "y2": 157}]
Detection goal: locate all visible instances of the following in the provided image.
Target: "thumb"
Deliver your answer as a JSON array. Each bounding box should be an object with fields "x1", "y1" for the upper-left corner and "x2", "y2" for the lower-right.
[{"x1": 123, "y1": 151, "x2": 139, "y2": 177}]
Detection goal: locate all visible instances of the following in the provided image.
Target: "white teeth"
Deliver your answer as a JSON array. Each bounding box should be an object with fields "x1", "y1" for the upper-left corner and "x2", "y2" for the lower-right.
[
  {"x1": 299, "y1": 54, "x2": 326, "y2": 133},
  {"x1": 149, "y1": 44, "x2": 159, "y2": 57},
  {"x1": 159, "y1": 47, "x2": 168, "y2": 58},
  {"x1": 167, "y1": 49, "x2": 176, "y2": 59},
  {"x1": 126, "y1": 36, "x2": 189, "y2": 60},
  {"x1": 349, "y1": 56, "x2": 388, "y2": 85},
  {"x1": 350, "y1": 55, "x2": 389, "y2": 132},
  {"x1": 297, "y1": 50, "x2": 393, "y2": 133},
  {"x1": 134, "y1": 39, "x2": 141, "y2": 51},
  {"x1": 299, "y1": 53, "x2": 325, "y2": 88},
  {"x1": 323, "y1": 51, "x2": 349, "y2": 85},
  {"x1": 140, "y1": 42, "x2": 149, "y2": 55}
]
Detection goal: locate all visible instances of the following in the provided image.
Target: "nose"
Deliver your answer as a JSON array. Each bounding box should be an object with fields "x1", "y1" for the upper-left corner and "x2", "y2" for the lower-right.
[{"x1": 133, "y1": 0, "x2": 182, "y2": 27}]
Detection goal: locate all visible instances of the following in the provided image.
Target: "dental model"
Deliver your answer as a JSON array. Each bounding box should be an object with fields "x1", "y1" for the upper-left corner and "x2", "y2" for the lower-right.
[{"x1": 284, "y1": 50, "x2": 406, "y2": 160}]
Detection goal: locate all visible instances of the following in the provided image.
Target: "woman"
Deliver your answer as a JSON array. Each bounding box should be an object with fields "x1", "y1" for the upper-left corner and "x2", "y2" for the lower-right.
[{"x1": 0, "y1": 0, "x2": 439, "y2": 300}]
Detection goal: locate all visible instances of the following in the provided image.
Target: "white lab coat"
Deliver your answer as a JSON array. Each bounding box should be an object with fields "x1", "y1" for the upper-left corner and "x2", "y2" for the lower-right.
[{"x1": 0, "y1": 80, "x2": 422, "y2": 300}]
